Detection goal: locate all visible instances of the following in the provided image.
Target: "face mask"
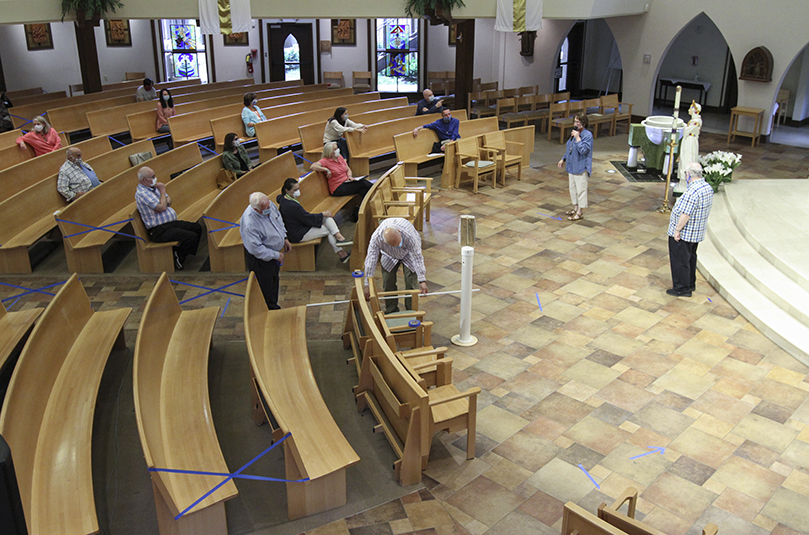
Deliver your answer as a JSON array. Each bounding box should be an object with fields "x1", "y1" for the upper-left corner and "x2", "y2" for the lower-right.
[
  {"x1": 428, "y1": 95, "x2": 435, "y2": 102},
  {"x1": 261, "y1": 207, "x2": 272, "y2": 216},
  {"x1": 34, "y1": 124, "x2": 44, "y2": 132},
  {"x1": 150, "y1": 177, "x2": 157, "y2": 187},
  {"x1": 252, "y1": 100, "x2": 258, "y2": 107},
  {"x1": 292, "y1": 190, "x2": 301, "y2": 198},
  {"x1": 74, "y1": 158, "x2": 82, "y2": 165},
  {"x1": 232, "y1": 140, "x2": 239, "y2": 147},
  {"x1": 443, "y1": 117, "x2": 451, "y2": 124},
  {"x1": 333, "y1": 148, "x2": 341, "y2": 157},
  {"x1": 342, "y1": 114, "x2": 348, "y2": 121}
]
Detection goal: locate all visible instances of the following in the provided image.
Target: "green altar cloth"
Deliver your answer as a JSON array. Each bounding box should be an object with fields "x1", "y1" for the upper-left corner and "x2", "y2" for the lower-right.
[{"x1": 628, "y1": 124, "x2": 682, "y2": 171}]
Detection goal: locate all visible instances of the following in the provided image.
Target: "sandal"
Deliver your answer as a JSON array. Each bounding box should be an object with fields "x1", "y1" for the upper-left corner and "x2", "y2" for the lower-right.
[
  {"x1": 568, "y1": 213, "x2": 583, "y2": 221},
  {"x1": 566, "y1": 209, "x2": 577, "y2": 216}
]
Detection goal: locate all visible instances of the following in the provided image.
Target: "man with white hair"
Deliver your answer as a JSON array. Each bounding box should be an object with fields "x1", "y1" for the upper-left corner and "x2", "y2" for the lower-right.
[
  {"x1": 135, "y1": 166, "x2": 202, "y2": 270},
  {"x1": 240, "y1": 191, "x2": 290, "y2": 309},
  {"x1": 57, "y1": 147, "x2": 100, "y2": 201},
  {"x1": 363, "y1": 217, "x2": 428, "y2": 314},
  {"x1": 415, "y1": 88, "x2": 444, "y2": 115},
  {"x1": 667, "y1": 161, "x2": 713, "y2": 297}
]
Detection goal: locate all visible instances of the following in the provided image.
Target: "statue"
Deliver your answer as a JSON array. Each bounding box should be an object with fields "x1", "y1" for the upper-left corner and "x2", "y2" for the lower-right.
[{"x1": 676, "y1": 101, "x2": 702, "y2": 190}]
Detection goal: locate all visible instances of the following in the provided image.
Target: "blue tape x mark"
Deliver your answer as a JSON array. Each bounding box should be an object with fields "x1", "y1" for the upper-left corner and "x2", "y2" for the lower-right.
[
  {"x1": 537, "y1": 212, "x2": 563, "y2": 221},
  {"x1": 202, "y1": 215, "x2": 240, "y2": 234},
  {"x1": 578, "y1": 464, "x2": 600, "y2": 489},
  {"x1": 55, "y1": 217, "x2": 145, "y2": 241},
  {"x1": 292, "y1": 152, "x2": 313, "y2": 165},
  {"x1": 197, "y1": 142, "x2": 218, "y2": 156},
  {"x1": 0, "y1": 281, "x2": 67, "y2": 308},
  {"x1": 107, "y1": 136, "x2": 127, "y2": 147},
  {"x1": 149, "y1": 432, "x2": 308, "y2": 519},
  {"x1": 172, "y1": 278, "x2": 247, "y2": 305}
]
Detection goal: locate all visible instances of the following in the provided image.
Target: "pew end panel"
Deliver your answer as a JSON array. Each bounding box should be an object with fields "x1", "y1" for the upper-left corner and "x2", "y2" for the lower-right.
[{"x1": 0, "y1": 301, "x2": 42, "y2": 373}]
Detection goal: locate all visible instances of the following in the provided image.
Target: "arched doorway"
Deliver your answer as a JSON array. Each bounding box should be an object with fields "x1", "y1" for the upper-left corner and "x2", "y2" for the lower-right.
[
  {"x1": 554, "y1": 19, "x2": 622, "y2": 98},
  {"x1": 770, "y1": 43, "x2": 809, "y2": 148},
  {"x1": 268, "y1": 23, "x2": 314, "y2": 85}
]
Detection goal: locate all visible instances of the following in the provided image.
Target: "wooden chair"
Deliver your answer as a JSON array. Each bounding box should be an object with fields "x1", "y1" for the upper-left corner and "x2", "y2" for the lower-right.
[
  {"x1": 600, "y1": 94, "x2": 633, "y2": 135},
  {"x1": 353, "y1": 71, "x2": 373, "y2": 93},
  {"x1": 551, "y1": 100, "x2": 586, "y2": 143},
  {"x1": 478, "y1": 81, "x2": 498, "y2": 92},
  {"x1": 126, "y1": 71, "x2": 147, "y2": 80},
  {"x1": 776, "y1": 89, "x2": 790, "y2": 125},
  {"x1": 323, "y1": 71, "x2": 344, "y2": 89},
  {"x1": 503, "y1": 88, "x2": 519, "y2": 98},
  {"x1": 517, "y1": 85, "x2": 536, "y2": 96},
  {"x1": 496, "y1": 97, "x2": 527, "y2": 128},
  {"x1": 584, "y1": 97, "x2": 616, "y2": 138},
  {"x1": 389, "y1": 163, "x2": 432, "y2": 228},
  {"x1": 468, "y1": 91, "x2": 494, "y2": 118},
  {"x1": 454, "y1": 136, "x2": 497, "y2": 193},
  {"x1": 547, "y1": 101, "x2": 569, "y2": 141},
  {"x1": 523, "y1": 93, "x2": 551, "y2": 131},
  {"x1": 483, "y1": 130, "x2": 523, "y2": 185},
  {"x1": 552, "y1": 91, "x2": 571, "y2": 102},
  {"x1": 427, "y1": 71, "x2": 446, "y2": 85},
  {"x1": 133, "y1": 272, "x2": 236, "y2": 535}
]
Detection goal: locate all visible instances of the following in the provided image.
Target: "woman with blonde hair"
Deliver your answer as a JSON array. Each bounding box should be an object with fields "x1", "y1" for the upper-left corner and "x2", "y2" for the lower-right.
[{"x1": 16, "y1": 115, "x2": 62, "y2": 156}]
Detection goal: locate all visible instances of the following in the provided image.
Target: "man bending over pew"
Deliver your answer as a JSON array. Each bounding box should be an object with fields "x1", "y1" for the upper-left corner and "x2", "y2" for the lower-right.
[
  {"x1": 363, "y1": 218, "x2": 428, "y2": 314},
  {"x1": 135, "y1": 167, "x2": 202, "y2": 270},
  {"x1": 57, "y1": 147, "x2": 100, "y2": 201},
  {"x1": 412, "y1": 108, "x2": 459, "y2": 153},
  {"x1": 240, "y1": 192, "x2": 291, "y2": 310}
]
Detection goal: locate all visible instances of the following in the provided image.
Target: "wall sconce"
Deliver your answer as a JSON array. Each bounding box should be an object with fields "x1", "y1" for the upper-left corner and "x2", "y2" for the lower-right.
[{"x1": 519, "y1": 31, "x2": 536, "y2": 57}]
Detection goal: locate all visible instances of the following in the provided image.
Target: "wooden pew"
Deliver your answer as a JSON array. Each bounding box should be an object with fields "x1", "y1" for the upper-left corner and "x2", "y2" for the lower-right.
[
  {"x1": 244, "y1": 274, "x2": 360, "y2": 519},
  {"x1": 0, "y1": 143, "x2": 36, "y2": 171},
  {"x1": 5, "y1": 87, "x2": 46, "y2": 99},
  {"x1": 9, "y1": 91, "x2": 68, "y2": 107},
  {"x1": 172, "y1": 80, "x2": 318, "y2": 106},
  {"x1": 47, "y1": 95, "x2": 141, "y2": 135},
  {"x1": 345, "y1": 110, "x2": 468, "y2": 176},
  {"x1": 130, "y1": 155, "x2": 225, "y2": 273},
  {"x1": 55, "y1": 143, "x2": 202, "y2": 273},
  {"x1": 0, "y1": 139, "x2": 156, "y2": 274},
  {"x1": 254, "y1": 97, "x2": 409, "y2": 162},
  {"x1": 169, "y1": 88, "x2": 352, "y2": 146},
  {"x1": 126, "y1": 82, "x2": 322, "y2": 142},
  {"x1": 202, "y1": 151, "x2": 301, "y2": 272},
  {"x1": 0, "y1": 136, "x2": 112, "y2": 203},
  {"x1": 10, "y1": 87, "x2": 139, "y2": 128},
  {"x1": 87, "y1": 99, "x2": 161, "y2": 138},
  {"x1": 393, "y1": 129, "x2": 443, "y2": 176},
  {"x1": 0, "y1": 129, "x2": 24, "y2": 150},
  {"x1": 134, "y1": 273, "x2": 236, "y2": 534},
  {"x1": 171, "y1": 78, "x2": 297, "y2": 99},
  {"x1": 0, "y1": 300, "x2": 42, "y2": 374},
  {"x1": 0, "y1": 274, "x2": 130, "y2": 535}
]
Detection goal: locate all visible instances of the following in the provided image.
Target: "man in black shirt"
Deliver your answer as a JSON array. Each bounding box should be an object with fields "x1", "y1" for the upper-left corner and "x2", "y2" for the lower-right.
[{"x1": 415, "y1": 89, "x2": 444, "y2": 116}]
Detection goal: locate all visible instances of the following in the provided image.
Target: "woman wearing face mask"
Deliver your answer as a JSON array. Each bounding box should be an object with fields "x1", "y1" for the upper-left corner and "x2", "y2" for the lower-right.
[
  {"x1": 16, "y1": 116, "x2": 62, "y2": 156},
  {"x1": 277, "y1": 178, "x2": 353, "y2": 263},
  {"x1": 155, "y1": 89, "x2": 175, "y2": 134},
  {"x1": 241, "y1": 92, "x2": 266, "y2": 137},
  {"x1": 310, "y1": 141, "x2": 373, "y2": 198},
  {"x1": 323, "y1": 106, "x2": 368, "y2": 163},
  {"x1": 222, "y1": 132, "x2": 256, "y2": 178}
]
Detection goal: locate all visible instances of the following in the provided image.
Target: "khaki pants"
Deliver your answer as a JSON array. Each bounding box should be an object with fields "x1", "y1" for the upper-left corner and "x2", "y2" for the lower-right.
[{"x1": 568, "y1": 171, "x2": 589, "y2": 208}]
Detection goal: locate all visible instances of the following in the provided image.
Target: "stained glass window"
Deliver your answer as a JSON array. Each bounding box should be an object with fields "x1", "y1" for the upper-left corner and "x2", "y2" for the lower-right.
[
  {"x1": 161, "y1": 20, "x2": 208, "y2": 83},
  {"x1": 376, "y1": 19, "x2": 419, "y2": 93}
]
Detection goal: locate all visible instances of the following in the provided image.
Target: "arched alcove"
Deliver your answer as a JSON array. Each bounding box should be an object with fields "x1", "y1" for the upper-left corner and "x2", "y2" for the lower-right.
[
  {"x1": 283, "y1": 33, "x2": 301, "y2": 81},
  {"x1": 552, "y1": 19, "x2": 622, "y2": 98},
  {"x1": 770, "y1": 42, "x2": 809, "y2": 147},
  {"x1": 651, "y1": 12, "x2": 736, "y2": 117}
]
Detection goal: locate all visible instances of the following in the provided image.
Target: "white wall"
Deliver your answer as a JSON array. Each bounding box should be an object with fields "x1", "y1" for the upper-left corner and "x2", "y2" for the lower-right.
[
  {"x1": 581, "y1": 19, "x2": 621, "y2": 94},
  {"x1": 778, "y1": 46, "x2": 804, "y2": 121},
  {"x1": 426, "y1": 24, "x2": 455, "y2": 74},
  {"x1": 0, "y1": 22, "x2": 81, "y2": 93},
  {"x1": 318, "y1": 19, "x2": 370, "y2": 88},
  {"x1": 656, "y1": 13, "x2": 727, "y2": 108},
  {"x1": 473, "y1": 19, "x2": 496, "y2": 84},
  {"x1": 793, "y1": 47, "x2": 809, "y2": 122},
  {"x1": 94, "y1": 19, "x2": 156, "y2": 83},
  {"x1": 209, "y1": 20, "x2": 261, "y2": 83}
]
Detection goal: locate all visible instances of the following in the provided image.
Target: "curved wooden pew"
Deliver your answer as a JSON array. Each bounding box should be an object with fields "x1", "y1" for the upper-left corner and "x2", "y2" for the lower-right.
[
  {"x1": 345, "y1": 110, "x2": 468, "y2": 176},
  {"x1": 0, "y1": 274, "x2": 131, "y2": 535},
  {"x1": 134, "y1": 273, "x2": 236, "y2": 534},
  {"x1": 48, "y1": 95, "x2": 149, "y2": 135},
  {"x1": 244, "y1": 273, "x2": 360, "y2": 519},
  {"x1": 0, "y1": 300, "x2": 42, "y2": 375},
  {"x1": 56, "y1": 143, "x2": 203, "y2": 273},
  {"x1": 9, "y1": 87, "x2": 137, "y2": 128},
  {"x1": 0, "y1": 131, "x2": 69, "y2": 172},
  {"x1": 0, "y1": 136, "x2": 112, "y2": 203},
  {"x1": 0, "y1": 139, "x2": 156, "y2": 274}
]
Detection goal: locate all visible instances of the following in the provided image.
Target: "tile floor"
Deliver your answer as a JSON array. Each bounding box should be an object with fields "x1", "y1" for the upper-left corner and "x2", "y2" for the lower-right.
[{"x1": 3, "y1": 131, "x2": 809, "y2": 535}]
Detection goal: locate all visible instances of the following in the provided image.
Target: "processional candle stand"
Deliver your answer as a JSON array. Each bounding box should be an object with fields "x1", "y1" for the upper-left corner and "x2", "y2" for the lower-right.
[
  {"x1": 451, "y1": 215, "x2": 477, "y2": 347},
  {"x1": 657, "y1": 85, "x2": 683, "y2": 214}
]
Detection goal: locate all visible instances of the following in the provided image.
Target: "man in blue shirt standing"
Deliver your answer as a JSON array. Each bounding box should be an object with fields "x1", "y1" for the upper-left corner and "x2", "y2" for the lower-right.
[
  {"x1": 667, "y1": 162, "x2": 713, "y2": 297},
  {"x1": 412, "y1": 108, "x2": 460, "y2": 152},
  {"x1": 557, "y1": 113, "x2": 593, "y2": 221},
  {"x1": 240, "y1": 192, "x2": 291, "y2": 309}
]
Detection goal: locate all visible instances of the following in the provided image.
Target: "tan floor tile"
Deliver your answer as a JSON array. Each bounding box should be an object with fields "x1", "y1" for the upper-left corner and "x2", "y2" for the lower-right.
[
  {"x1": 557, "y1": 380, "x2": 598, "y2": 402},
  {"x1": 711, "y1": 455, "x2": 785, "y2": 502},
  {"x1": 712, "y1": 377, "x2": 752, "y2": 399},
  {"x1": 711, "y1": 356, "x2": 768, "y2": 387},
  {"x1": 642, "y1": 472, "x2": 718, "y2": 522},
  {"x1": 691, "y1": 413, "x2": 735, "y2": 439},
  {"x1": 761, "y1": 488, "x2": 809, "y2": 533},
  {"x1": 526, "y1": 457, "x2": 602, "y2": 503},
  {"x1": 482, "y1": 457, "x2": 534, "y2": 491},
  {"x1": 589, "y1": 330, "x2": 645, "y2": 357},
  {"x1": 476, "y1": 405, "x2": 529, "y2": 443},
  {"x1": 639, "y1": 505, "x2": 693, "y2": 535},
  {"x1": 564, "y1": 416, "x2": 630, "y2": 455},
  {"x1": 492, "y1": 431, "x2": 562, "y2": 472},
  {"x1": 782, "y1": 469, "x2": 809, "y2": 497},
  {"x1": 675, "y1": 357, "x2": 713, "y2": 377},
  {"x1": 749, "y1": 378, "x2": 809, "y2": 411},
  {"x1": 594, "y1": 378, "x2": 656, "y2": 413},
  {"x1": 305, "y1": 519, "x2": 351, "y2": 535},
  {"x1": 652, "y1": 367, "x2": 716, "y2": 400},
  {"x1": 675, "y1": 337, "x2": 731, "y2": 367},
  {"x1": 444, "y1": 476, "x2": 526, "y2": 528},
  {"x1": 613, "y1": 306, "x2": 663, "y2": 330},
  {"x1": 389, "y1": 518, "x2": 414, "y2": 534},
  {"x1": 516, "y1": 489, "x2": 566, "y2": 526},
  {"x1": 692, "y1": 389, "x2": 754, "y2": 424},
  {"x1": 733, "y1": 413, "x2": 799, "y2": 452},
  {"x1": 522, "y1": 415, "x2": 569, "y2": 441},
  {"x1": 752, "y1": 514, "x2": 780, "y2": 532},
  {"x1": 561, "y1": 358, "x2": 621, "y2": 390},
  {"x1": 404, "y1": 500, "x2": 454, "y2": 530},
  {"x1": 668, "y1": 427, "x2": 737, "y2": 469}
]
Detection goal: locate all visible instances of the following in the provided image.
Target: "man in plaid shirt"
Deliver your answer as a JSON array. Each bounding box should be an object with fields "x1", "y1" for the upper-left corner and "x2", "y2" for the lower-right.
[
  {"x1": 57, "y1": 147, "x2": 100, "y2": 201},
  {"x1": 667, "y1": 162, "x2": 713, "y2": 297}
]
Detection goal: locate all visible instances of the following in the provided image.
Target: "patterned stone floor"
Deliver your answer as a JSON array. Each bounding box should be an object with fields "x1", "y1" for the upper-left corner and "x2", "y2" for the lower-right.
[{"x1": 3, "y1": 131, "x2": 809, "y2": 535}]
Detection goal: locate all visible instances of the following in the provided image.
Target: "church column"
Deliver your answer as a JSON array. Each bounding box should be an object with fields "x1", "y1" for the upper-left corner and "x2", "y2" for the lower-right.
[
  {"x1": 74, "y1": 18, "x2": 103, "y2": 93},
  {"x1": 454, "y1": 19, "x2": 475, "y2": 113}
]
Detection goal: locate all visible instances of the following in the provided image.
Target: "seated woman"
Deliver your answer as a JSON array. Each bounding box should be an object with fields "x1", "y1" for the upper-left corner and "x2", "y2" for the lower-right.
[
  {"x1": 241, "y1": 92, "x2": 266, "y2": 137},
  {"x1": 277, "y1": 178, "x2": 352, "y2": 263},
  {"x1": 16, "y1": 116, "x2": 61, "y2": 156},
  {"x1": 310, "y1": 141, "x2": 373, "y2": 197},
  {"x1": 222, "y1": 132, "x2": 256, "y2": 178},
  {"x1": 323, "y1": 106, "x2": 368, "y2": 162},
  {"x1": 155, "y1": 89, "x2": 175, "y2": 134}
]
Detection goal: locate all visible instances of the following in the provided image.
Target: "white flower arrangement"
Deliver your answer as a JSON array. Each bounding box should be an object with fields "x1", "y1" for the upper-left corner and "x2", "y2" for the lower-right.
[{"x1": 699, "y1": 150, "x2": 742, "y2": 192}]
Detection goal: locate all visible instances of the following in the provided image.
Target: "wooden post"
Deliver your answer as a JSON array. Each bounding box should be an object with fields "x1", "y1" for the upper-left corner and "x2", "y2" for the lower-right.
[
  {"x1": 74, "y1": 17, "x2": 103, "y2": 94},
  {"x1": 454, "y1": 19, "x2": 475, "y2": 113}
]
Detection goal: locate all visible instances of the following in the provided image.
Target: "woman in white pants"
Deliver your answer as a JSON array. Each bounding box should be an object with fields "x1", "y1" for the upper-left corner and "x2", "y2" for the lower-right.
[
  {"x1": 276, "y1": 178, "x2": 352, "y2": 263},
  {"x1": 557, "y1": 113, "x2": 593, "y2": 221}
]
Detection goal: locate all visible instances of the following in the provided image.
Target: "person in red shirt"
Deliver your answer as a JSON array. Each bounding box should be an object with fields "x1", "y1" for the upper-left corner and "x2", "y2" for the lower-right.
[
  {"x1": 309, "y1": 141, "x2": 372, "y2": 197},
  {"x1": 16, "y1": 116, "x2": 62, "y2": 156}
]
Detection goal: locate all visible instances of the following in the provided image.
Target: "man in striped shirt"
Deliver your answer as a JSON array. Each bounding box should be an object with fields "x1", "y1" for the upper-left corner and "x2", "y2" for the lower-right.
[{"x1": 364, "y1": 218, "x2": 428, "y2": 314}]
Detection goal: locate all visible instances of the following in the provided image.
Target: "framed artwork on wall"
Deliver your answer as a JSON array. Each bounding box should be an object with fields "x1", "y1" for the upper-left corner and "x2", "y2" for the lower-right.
[
  {"x1": 448, "y1": 24, "x2": 458, "y2": 46},
  {"x1": 24, "y1": 23, "x2": 53, "y2": 51},
  {"x1": 331, "y1": 19, "x2": 356, "y2": 46},
  {"x1": 224, "y1": 32, "x2": 249, "y2": 46},
  {"x1": 105, "y1": 19, "x2": 132, "y2": 47}
]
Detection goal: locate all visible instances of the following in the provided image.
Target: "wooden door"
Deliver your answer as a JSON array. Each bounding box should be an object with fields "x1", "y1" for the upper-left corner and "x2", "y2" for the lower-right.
[{"x1": 268, "y1": 23, "x2": 315, "y2": 85}]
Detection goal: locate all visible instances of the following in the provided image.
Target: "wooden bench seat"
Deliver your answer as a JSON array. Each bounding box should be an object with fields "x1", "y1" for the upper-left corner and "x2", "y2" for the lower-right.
[
  {"x1": 0, "y1": 139, "x2": 156, "y2": 274},
  {"x1": 203, "y1": 151, "x2": 301, "y2": 272},
  {"x1": 130, "y1": 154, "x2": 226, "y2": 273},
  {"x1": 0, "y1": 128, "x2": 25, "y2": 150},
  {"x1": 345, "y1": 111, "x2": 468, "y2": 176},
  {"x1": 87, "y1": 99, "x2": 160, "y2": 138},
  {"x1": 393, "y1": 129, "x2": 444, "y2": 176},
  {"x1": 134, "y1": 273, "x2": 236, "y2": 534},
  {"x1": 244, "y1": 274, "x2": 360, "y2": 519},
  {"x1": 0, "y1": 274, "x2": 131, "y2": 535},
  {"x1": 46, "y1": 95, "x2": 138, "y2": 135},
  {"x1": 55, "y1": 143, "x2": 202, "y2": 273},
  {"x1": 0, "y1": 300, "x2": 42, "y2": 375},
  {"x1": 10, "y1": 87, "x2": 138, "y2": 129},
  {"x1": 0, "y1": 136, "x2": 112, "y2": 203}
]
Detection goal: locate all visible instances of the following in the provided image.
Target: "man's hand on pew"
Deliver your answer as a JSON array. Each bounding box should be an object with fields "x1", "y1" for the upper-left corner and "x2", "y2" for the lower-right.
[
  {"x1": 363, "y1": 286, "x2": 370, "y2": 301},
  {"x1": 419, "y1": 282, "x2": 429, "y2": 295}
]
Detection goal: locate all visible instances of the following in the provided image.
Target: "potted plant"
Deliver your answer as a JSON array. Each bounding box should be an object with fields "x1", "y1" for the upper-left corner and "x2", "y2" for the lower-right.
[
  {"x1": 404, "y1": 0, "x2": 465, "y2": 25},
  {"x1": 62, "y1": 0, "x2": 124, "y2": 23},
  {"x1": 699, "y1": 150, "x2": 742, "y2": 192}
]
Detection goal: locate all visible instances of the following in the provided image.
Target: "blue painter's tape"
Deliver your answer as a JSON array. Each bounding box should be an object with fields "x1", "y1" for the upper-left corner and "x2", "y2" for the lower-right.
[{"x1": 578, "y1": 464, "x2": 600, "y2": 489}]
